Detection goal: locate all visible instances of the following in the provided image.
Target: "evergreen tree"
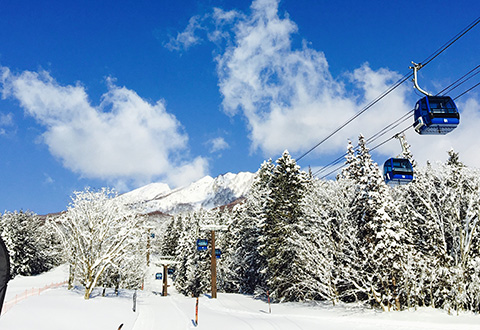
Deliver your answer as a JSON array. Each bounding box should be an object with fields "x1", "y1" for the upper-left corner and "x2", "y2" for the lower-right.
[
  {"x1": 174, "y1": 212, "x2": 210, "y2": 297},
  {"x1": 347, "y1": 135, "x2": 407, "y2": 310},
  {"x1": 1, "y1": 210, "x2": 52, "y2": 277},
  {"x1": 226, "y1": 160, "x2": 273, "y2": 296},
  {"x1": 339, "y1": 139, "x2": 358, "y2": 180},
  {"x1": 259, "y1": 150, "x2": 314, "y2": 302}
]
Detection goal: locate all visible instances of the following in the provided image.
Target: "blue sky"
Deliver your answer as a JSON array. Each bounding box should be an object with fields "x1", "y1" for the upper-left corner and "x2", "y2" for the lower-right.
[{"x1": 1, "y1": 0, "x2": 479, "y2": 214}]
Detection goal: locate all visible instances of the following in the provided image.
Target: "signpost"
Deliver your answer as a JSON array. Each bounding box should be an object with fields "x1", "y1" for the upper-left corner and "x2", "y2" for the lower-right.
[
  {"x1": 0, "y1": 236, "x2": 10, "y2": 315},
  {"x1": 199, "y1": 225, "x2": 227, "y2": 299},
  {"x1": 156, "y1": 256, "x2": 177, "y2": 297}
]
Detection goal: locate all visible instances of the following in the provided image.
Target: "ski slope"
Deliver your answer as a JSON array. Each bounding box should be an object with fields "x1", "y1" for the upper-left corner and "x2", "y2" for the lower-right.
[{"x1": 0, "y1": 265, "x2": 479, "y2": 330}]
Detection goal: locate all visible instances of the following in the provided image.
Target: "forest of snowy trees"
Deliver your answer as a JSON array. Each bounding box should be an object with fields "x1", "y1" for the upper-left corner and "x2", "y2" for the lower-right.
[
  {"x1": 162, "y1": 136, "x2": 480, "y2": 313},
  {"x1": 0, "y1": 188, "x2": 151, "y2": 300},
  {"x1": 1, "y1": 135, "x2": 480, "y2": 312}
]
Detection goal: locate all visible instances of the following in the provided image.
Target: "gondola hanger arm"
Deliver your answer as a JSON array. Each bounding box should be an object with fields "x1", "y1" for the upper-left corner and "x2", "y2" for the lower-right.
[
  {"x1": 394, "y1": 133, "x2": 408, "y2": 158},
  {"x1": 410, "y1": 61, "x2": 433, "y2": 97}
]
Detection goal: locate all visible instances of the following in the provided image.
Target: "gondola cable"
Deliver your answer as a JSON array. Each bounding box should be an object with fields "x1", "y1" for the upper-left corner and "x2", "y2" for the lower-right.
[
  {"x1": 314, "y1": 66, "x2": 480, "y2": 178},
  {"x1": 437, "y1": 64, "x2": 480, "y2": 96},
  {"x1": 313, "y1": 109, "x2": 414, "y2": 176},
  {"x1": 296, "y1": 16, "x2": 480, "y2": 163},
  {"x1": 316, "y1": 73, "x2": 480, "y2": 179},
  {"x1": 454, "y1": 81, "x2": 480, "y2": 101},
  {"x1": 318, "y1": 125, "x2": 413, "y2": 180}
]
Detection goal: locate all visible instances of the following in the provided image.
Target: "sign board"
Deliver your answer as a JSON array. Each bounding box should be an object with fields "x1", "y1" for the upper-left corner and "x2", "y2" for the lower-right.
[{"x1": 196, "y1": 239, "x2": 208, "y2": 251}]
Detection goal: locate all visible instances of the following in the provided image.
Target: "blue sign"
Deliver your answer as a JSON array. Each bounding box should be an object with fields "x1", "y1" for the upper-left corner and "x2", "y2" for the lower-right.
[{"x1": 197, "y1": 239, "x2": 208, "y2": 251}]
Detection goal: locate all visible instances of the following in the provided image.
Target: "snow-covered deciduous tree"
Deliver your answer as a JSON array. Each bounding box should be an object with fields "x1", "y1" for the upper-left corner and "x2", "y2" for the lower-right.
[
  {"x1": 50, "y1": 187, "x2": 146, "y2": 299},
  {"x1": 400, "y1": 149, "x2": 480, "y2": 312}
]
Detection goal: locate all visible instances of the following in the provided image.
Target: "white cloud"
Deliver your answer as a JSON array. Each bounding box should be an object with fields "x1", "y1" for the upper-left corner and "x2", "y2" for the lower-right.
[
  {"x1": 216, "y1": 0, "x2": 370, "y2": 155},
  {"x1": 207, "y1": 137, "x2": 230, "y2": 153},
  {"x1": 1, "y1": 67, "x2": 208, "y2": 189},
  {"x1": 211, "y1": 0, "x2": 480, "y2": 169},
  {"x1": 0, "y1": 112, "x2": 13, "y2": 126},
  {"x1": 164, "y1": 7, "x2": 243, "y2": 51},
  {"x1": 165, "y1": 15, "x2": 204, "y2": 51},
  {"x1": 43, "y1": 173, "x2": 54, "y2": 184},
  {"x1": 0, "y1": 112, "x2": 15, "y2": 136}
]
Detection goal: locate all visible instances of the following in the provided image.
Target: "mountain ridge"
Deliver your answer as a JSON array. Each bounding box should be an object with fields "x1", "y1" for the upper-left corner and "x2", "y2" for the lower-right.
[{"x1": 118, "y1": 171, "x2": 255, "y2": 215}]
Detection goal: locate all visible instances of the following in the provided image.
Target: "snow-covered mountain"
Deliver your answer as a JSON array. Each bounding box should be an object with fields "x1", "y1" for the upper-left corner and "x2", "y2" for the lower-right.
[{"x1": 118, "y1": 172, "x2": 255, "y2": 215}]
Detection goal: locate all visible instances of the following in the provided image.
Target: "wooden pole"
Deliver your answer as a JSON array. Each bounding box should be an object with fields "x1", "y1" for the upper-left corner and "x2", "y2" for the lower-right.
[
  {"x1": 162, "y1": 264, "x2": 168, "y2": 296},
  {"x1": 267, "y1": 290, "x2": 271, "y2": 313},
  {"x1": 210, "y1": 230, "x2": 217, "y2": 299},
  {"x1": 146, "y1": 229, "x2": 151, "y2": 267},
  {"x1": 195, "y1": 297, "x2": 199, "y2": 325}
]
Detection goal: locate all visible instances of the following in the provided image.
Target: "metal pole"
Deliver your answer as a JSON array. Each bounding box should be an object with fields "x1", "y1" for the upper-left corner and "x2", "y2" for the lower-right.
[{"x1": 210, "y1": 230, "x2": 217, "y2": 299}]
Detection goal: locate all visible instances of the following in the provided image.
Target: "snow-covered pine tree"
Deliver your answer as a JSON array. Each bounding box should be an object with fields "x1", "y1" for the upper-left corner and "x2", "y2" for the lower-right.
[
  {"x1": 172, "y1": 214, "x2": 191, "y2": 294},
  {"x1": 174, "y1": 211, "x2": 210, "y2": 297},
  {"x1": 0, "y1": 210, "x2": 52, "y2": 277},
  {"x1": 259, "y1": 150, "x2": 316, "y2": 302},
  {"x1": 313, "y1": 177, "x2": 357, "y2": 304},
  {"x1": 339, "y1": 139, "x2": 358, "y2": 180},
  {"x1": 226, "y1": 160, "x2": 273, "y2": 296},
  {"x1": 347, "y1": 134, "x2": 407, "y2": 310},
  {"x1": 209, "y1": 207, "x2": 235, "y2": 293},
  {"x1": 161, "y1": 216, "x2": 182, "y2": 257}
]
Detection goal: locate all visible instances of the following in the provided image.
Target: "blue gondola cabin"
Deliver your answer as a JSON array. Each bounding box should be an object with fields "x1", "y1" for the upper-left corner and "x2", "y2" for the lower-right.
[
  {"x1": 413, "y1": 96, "x2": 459, "y2": 135},
  {"x1": 215, "y1": 248, "x2": 222, "y2": 259},
  {"x1": 383, "y1": 158, "x2": 413, "y2": 185}
]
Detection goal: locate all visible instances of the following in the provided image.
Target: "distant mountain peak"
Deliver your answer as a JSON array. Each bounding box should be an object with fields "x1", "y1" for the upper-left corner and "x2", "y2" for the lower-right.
[{"x1": 118, "y1": 172, "x2": 255, "y2": 215}]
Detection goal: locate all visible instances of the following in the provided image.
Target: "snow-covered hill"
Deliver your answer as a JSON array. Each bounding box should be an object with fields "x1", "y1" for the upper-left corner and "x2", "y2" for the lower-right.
[{"x1": 118, "y1": 172, "x2": 255, "y2": 215}]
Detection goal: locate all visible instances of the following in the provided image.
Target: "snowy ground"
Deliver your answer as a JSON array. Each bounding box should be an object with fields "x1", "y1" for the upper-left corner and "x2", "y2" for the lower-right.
[{"x1": 1, "y1": 265, "x2": 479, "y2": 330}]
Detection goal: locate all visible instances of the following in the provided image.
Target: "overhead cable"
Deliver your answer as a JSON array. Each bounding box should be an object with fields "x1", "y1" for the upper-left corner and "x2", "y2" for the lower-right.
[
  {"x1": 313, "y1": 109, "x2": 414, "y2": 176},
  {"x1": 316, "y1": 76, "x2": 480, "y2": 179},
  {"x1": 296, "y1": 16, "x2": 480, "y2": 163},
  {"x1": 438, "y1": 64, "x2": 480, "y2": 96}
]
